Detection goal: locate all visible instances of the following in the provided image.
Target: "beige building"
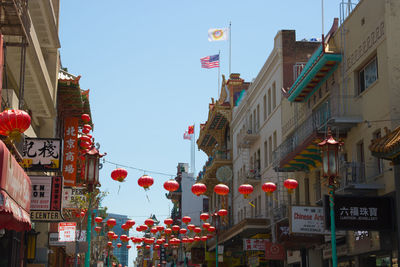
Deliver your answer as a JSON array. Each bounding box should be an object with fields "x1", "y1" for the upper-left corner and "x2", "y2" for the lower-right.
[{"x1": 274, "y1": 0, "x2": 400, "y2": 266}]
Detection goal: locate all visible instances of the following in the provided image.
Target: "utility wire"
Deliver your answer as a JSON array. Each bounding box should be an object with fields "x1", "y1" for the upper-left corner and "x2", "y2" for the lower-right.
[{"x1": 104, "y1": 159, "x2": 175, "y2": 177}]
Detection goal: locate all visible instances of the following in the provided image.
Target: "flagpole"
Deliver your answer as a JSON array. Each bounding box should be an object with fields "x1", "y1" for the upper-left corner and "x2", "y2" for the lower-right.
[
  {"x1": 229, "y1": 21, "x2": 232, "y2": 75},
  {"x1": 191, "y1": 124, "x2": 196, "y2": 175},
  {"x1": 218, "y1": 50, "x2": 221, "y2": 97}
]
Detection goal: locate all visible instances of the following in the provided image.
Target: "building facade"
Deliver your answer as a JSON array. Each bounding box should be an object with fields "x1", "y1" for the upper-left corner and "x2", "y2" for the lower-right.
[{"x1": 108, "y1": 213, "x2": 129, "y2": 267}]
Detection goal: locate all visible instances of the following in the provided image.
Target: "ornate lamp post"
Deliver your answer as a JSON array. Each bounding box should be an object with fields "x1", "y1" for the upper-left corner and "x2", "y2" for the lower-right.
[
  {"x1": 318, "y1": 129, "x2": 342, "y2": 267},
  {"x1": 84, "y1": 145, "x2": 104, "y2": 267}
]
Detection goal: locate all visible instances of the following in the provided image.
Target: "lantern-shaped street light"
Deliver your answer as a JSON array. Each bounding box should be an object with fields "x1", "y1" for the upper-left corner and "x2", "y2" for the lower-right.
[
  {"x1": 83, "y1": 145, "x2": 105, "y2": 267},
  {"x1": 318, "y1": 129, "x2": 342, "y2": 267}
]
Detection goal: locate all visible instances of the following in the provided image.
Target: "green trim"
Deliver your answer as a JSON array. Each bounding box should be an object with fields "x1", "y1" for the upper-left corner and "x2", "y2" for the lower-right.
[
  {"x1": 288, "y1": 53, "x2": 342, "y2": 102},
  {"x1": 301, "y1": 154, "x2": 322, "y2": 161},
  {"x1": 294, "y1": 158, "x2": 317, "y2": 167}
]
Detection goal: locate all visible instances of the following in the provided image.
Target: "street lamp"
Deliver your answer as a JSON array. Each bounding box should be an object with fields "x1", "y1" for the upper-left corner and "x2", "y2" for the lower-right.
[
  {"x1": 84, "y1": 145, "x2": 104, "y2": 267},
  {"x1": 318, "y1": 129, "x2": 342, "y2": 267}
]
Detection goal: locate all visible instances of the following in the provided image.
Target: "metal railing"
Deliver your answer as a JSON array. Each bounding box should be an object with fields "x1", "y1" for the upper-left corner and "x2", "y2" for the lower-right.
[
  {"x1": 273, "y1": 205, "x2": 288, "y2": 222},
  {"x1": 338, "y1": 161, "x2": 366, "y2": 189}
]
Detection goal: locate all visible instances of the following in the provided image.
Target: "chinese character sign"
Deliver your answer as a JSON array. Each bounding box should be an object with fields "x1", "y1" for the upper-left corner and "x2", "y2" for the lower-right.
[
  {"x1": 243, "y1": 239, "x2": 268, "y2": 251},
  {"x1": 30, "y1": 176, "x2": 63, "y2": 211},
  {"x1": 63, "y1": 118, "x2": 79, "y2": 186},
  {"x1": 291, "y1": 206, "x2": 328, "y2": 234},
  {"x1": 21, "y1": 138, "x2": 61, "y2": 171}
]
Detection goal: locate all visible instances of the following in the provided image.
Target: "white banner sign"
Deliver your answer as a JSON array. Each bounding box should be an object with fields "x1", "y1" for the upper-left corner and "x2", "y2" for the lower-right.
[
  {"x1": 290, "y1": 206, "x2": 328, "y2": 234},
  {"x1": 243, "y1": 239, "x2": 268, "y2": 251},
  {"x1": 50, "y1": 231, "x2": 86, "y2": 246},
  {"x1": 58, "y1": 222, "x2": 76, "y2": 242}
]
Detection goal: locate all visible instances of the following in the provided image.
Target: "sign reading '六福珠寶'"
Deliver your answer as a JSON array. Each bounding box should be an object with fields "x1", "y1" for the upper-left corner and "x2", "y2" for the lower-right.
[{"x1": 324, "y1": 195, "x2": 394, "y2": 230}]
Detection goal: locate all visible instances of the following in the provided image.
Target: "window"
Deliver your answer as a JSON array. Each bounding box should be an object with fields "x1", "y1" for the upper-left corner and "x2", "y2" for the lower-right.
[
  {"x1": 268, "y1": 136, "x2": 273, "y2": 164},
  {"x1": 264, "y1": 141, "x2": 268, "y2": 168},
  {"x1": 256, "y1": 149, "x2": 260, "y2": 172},
  {"x1": 253, "y1": 110, "x2": 256, "y2": 132},
  {"x1": 258, "y1": 195, "x2": 261, "y2": 216},
  {"x1": 304, "y1": 177, "x2": 310, "y2": 205},
  {"x1": 268, "y1": 88, "x2": 272, "y2": 116},
  {"x1": 295, "y1": 185, "x2": 300, "y2": 205},
  {"x1": 263, "y1": 94, "x2": 267, "y2": 121},
  {"x1": 359, "y1": 57, "x2": 378, "y2": 94},
  {"x1": 256, "y1": 104, "x2": 260, "y2": 131},
  {"x1": 373, "y1": 130, "x2": 383, "y2": 175},
  {"x1": 273, "y1": 131, "x2": 277, "y2": 151},
  {"x1": 244, "y1": 207, "x2": 247, "y2": 218},
  {"x1": 272, "y1": 82, "x2": 276, "y2": 109},
  {"x1": 357, "y1": 141, "x2": 366, "y2": 182}
]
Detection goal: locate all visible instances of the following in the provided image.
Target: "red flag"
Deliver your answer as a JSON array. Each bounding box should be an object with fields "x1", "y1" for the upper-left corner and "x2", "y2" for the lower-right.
[{"x1": 188, "y1": 125, "x2": 194, "y2": 134}]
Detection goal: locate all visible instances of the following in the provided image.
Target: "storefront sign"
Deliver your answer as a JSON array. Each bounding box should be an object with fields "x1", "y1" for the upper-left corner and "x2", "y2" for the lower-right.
[
  {"x1": 31, "y1": 210, "x2": 63, "y2": 221},
  {"x1": 62, "y1": 187, "x2": 86, "y2": 209},
  {"x1": 265, "y1": 242, "x2": 285, "y2": 260},
  {"x1": 49, "y1": 231, "x2": 86, "y2": 246},
  {"x1": 59, "y1": 222, "x2": 76, "y2": 242},
  {"x1": 324, "y1": 195, "x2": 394, "y2": 230},
  {"x1": 0, "y1": 141, "x2": 32, "y2": 230},
  {"x1": 290, "y1": 206, "x2": 328, "y2": 234},
  {"x1": 63, "y1": 118, "x2": 79, "y2": 186},
  {"x1": 30, "y1": 176, "x2": 62, "y2": 211},
  {"x1": 21, "y1": 138, "x2": 61, "y2": 171},
  {"x1": 243, "y1": 239, "x2": 268, "y2": 251}
]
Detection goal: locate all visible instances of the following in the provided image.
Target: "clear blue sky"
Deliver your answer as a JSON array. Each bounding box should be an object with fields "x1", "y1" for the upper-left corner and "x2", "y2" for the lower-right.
[{"x1": 59, "y1": 1, "x2": 344, "y2": 265}]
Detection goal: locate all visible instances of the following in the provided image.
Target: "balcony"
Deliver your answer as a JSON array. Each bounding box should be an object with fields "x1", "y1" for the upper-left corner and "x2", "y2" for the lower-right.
[
  {"x1": 274, "y1": 95, "x2": 362, "y2": 172},
  {"x1": 0, "y1": 0, "x2": 30, "y2": 38},
  {"x1": 337, "y1": 162, "x2": 384, "y2": 191},
  {"x1": 273, "y1": 205, "x2": 288, "y2": 222},
  {"x1": 238, "y1": 122, "x2": 260, "y2": 148},
  {"x1": 240, "y1": 168, "x2": 261, "y2": 185}
]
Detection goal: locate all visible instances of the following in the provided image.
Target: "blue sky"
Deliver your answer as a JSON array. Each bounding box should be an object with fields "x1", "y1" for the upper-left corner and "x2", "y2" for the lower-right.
[{"x1": 59, "y1": 0, "x2": 344, "y2": 265}]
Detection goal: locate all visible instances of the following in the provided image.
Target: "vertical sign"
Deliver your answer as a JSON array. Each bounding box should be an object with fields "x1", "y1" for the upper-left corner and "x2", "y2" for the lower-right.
[
  {"x1": 0, "y1": 35, "x2": 3, "y2": 108},
  {"x1": 63, "y1": 118, "x2": 78, "y2": 186}
]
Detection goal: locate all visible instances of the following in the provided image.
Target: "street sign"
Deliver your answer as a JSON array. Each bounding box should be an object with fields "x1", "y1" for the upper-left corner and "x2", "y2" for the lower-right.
[{"x1": 58, "y1": 222, "x2": 76, "y2": 242}]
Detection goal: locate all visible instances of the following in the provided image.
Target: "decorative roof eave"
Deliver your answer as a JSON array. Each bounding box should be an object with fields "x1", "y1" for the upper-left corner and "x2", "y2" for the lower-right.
[
  {"x1": 370, "y1": 126, "x2": 400, "y2": 161},
  {"x1": 287, "y1": 47, "x2": 342, "y2": 102}
]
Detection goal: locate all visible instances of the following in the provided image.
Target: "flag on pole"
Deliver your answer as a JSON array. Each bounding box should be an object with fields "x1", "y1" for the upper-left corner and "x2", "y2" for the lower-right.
[
  {"x1": 208, "y1": 28, "x2": 229, "y2": 42},
  {"x1": 200, "y1": 54, "x2": 220, "y2": 69},
  {"x1": 183, "y1": 131, "x2": 192, "y2": 140},
  {"x1": 188, "y1": 125, "x2": 194, "y2": 134}
]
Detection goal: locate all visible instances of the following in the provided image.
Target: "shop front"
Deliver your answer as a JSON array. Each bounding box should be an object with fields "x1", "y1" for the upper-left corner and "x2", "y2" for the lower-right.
[{"x1": 0, "y1": 141, "x2": 32, "y2": 265}]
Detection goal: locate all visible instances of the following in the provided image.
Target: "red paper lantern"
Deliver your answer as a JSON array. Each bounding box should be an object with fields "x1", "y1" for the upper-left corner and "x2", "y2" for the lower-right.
[
  {"x1": 202, "y1": 223, "x2": 210, "y2": 229},
  {"x1": 107, "y1": 241, "x2": 113, "y2": 247},
  {"x1": 201, "y1": 236, "x2": 208, "y2": 242},
  {"x1": 120, "y1": 235, "x2": 128, "y2": 242},
  {"x1": 113, "y1": 234, "x2": 118, "y2": 240},
  {"x1": 107, "y1": 218, "x2": 117, "y2": 228},
  {"x1": 187, "y1": 224, "x2": 195, "y2": 231},
  {"x1": 80, "y1": 141, "x2": 91, "y2": 149},
  {"x1": 156, "y1": 225, "x2": 165, "y2": 232},
  {"x1": 164, "y1": 243, "x2": 169, "y2": 248},
  {"x1": 164, "y1": 218, "x2": 173, "y2": 226},
  {"x1": 200, "y1": 213, "x2": 210, "y2": 221},
  {"x1": 188, "y1": 238, "x2": 194, "y2": 243},
  {"x1": 262, "y1": 182, "x2": 277, "y2": 195},
  {"x1": 182, "y1": 216, "x2": 191, "y2": 224},
  {"x1": 127, "y1": 245, "x2": 132, "y2": 249},
  {"x1": 81, "y1": 114, "x2": 91, "y2": 123},
  {"x1": 138, "y1": 175, "x2": 154, "y2": 189},
  {"x1": 107, "y1": 231, "x2": 115, "y2": 239},
  {"x1": 111, "y1": 168, "x2": 128, "y2": 182},
  {"x1": 172, "y1": 225, "x2": 180, "y2": 232},
  {"x1": 156, "y1": 239, "x2": 164, "y2": 244},
  {"x1": 121, "y1": 224, "x2": 129, "y2": 231},
  {"x1": 94, "y1": 226, "x2": 101, "y2": 233},
  {"x1": 145, "y1": 219, "x2": 154, "y2": 227},
  {"x1": 126, "y1": 219, "x2": 135, "y2": 228},
  {"x1": 163, "y1": 179, "x2": 179, "y2": 192},
  {"x1": 214, "y1": 184, "x2": 229, "y2": 196},
  {"x1": 284, "y1": 179, "x2": 298, "y2": 193},
  {"x1": 150, "y1": 227, "x2": 158, "y2": 234},
  {"x1": 217, "y1": 209, "x2": 228, "y2": 217},
  {"x1": 208, "y1": 226, "x2": 216, "y2": 233},
  {"x1": 145, "y1": 245, "x2": 151, "y2": 250},
  {"x1": 154, "y1": 244, "x2": 160, "y2": 250},
  {"x1": 140, "y1": 225, "x2": 148, "y2": 231},
  {"x1": 193, "y1": 227, "x2": 202, "y2": 234},
  {"x1": 83, "y1": 124, "x2": 92, "y2": 132},
  {"x1": 179, "y1": 228, "x2": 187, "y2": 235},
  {"x1": 79, "y1": 135, "x2": 92, "y2": 144},
  {"x1": 165, "y1": 228, "x2": 172, "y2": 235},
  {"x1": 136, "y1": 245, "x2": 142, "y2": 250},
  {"x1": 0, "y1": 109, "x2": 31, "y2": 138},
  {"x1": 117, "y1": 243, "x2": 122, "y2": 248},
  {"x1": 94, "y1": 217, "x2": 103, "y2": 224},
  {"x1": 191, "y1": 183, "x2": 207, "y2": 196},
  {"x1": 238, "y1": 184, "x2": 253, "y2": 199}
]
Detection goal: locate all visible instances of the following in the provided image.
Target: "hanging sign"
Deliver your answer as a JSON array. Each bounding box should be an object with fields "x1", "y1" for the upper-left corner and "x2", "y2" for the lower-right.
[
  {"x1": 20, "y1": 138, "x2": 61, "y2": 171},
  {"x1": 265, "y1": 242, "x2": 285, "y2": 260},
  {"x1": 62, "y1": 187, "x2": 86, "y2": 209},
  {"x1": 58, "y1": 222, "x2": 76, "y2": 242},
  {"x1": 63, "y1": 118, "x2": 79, "y2": 186},
  {"x1": 290, "y1": 206, "x2": 328, "y2": 234},
  {"x1": 243, "y1": 239, "x2": 268, "y2": 251},
  {"x1": 324, "y1": 195, "x2": 394, "y2": 230},
  {"x1": 30, "y1": 176, "x2": 62, "y2": 211}
]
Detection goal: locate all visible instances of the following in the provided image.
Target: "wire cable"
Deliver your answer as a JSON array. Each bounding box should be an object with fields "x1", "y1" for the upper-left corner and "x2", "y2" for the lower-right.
[{"x1": 104, "y1": 159, "x2": 175, "y2": 177}]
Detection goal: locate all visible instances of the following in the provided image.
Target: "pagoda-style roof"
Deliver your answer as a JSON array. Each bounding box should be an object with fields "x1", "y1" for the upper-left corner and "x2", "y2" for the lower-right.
[
  {"x1": 370, "y1": 126, "x2": 400, "y2": 161},
  {"x1": 57, "y1": 69, "x2": 92, "y2": 126}
]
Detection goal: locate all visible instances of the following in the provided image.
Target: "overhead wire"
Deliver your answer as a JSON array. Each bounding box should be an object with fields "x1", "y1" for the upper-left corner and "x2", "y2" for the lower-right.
[{"x1": 103, "y1": 159, "x2": 175, "y2": 177}]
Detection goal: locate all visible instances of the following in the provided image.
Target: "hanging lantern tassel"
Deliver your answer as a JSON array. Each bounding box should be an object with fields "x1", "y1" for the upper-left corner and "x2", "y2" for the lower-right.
[
  {"x1": 248, "y1": 201, "x2": 255, "y2": 207},
  {"x1": 118, "y1": 184, "x2": 121, "y2": 194},
  {"x1": 146, "y1": 193, "x2": 150, "y2": 203}
]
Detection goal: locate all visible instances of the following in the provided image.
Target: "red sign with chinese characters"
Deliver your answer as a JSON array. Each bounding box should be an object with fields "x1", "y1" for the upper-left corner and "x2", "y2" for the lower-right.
[
  {"x1": 265, "y1": 242, "x2": 285, "y2": 260},
  {"x1": 63, "y1": 118, "x2": 78, "y2": 186}
]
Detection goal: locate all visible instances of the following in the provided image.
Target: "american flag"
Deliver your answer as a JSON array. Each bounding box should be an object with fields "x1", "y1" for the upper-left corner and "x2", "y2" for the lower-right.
[{"x1": 200, "y1": 54, "x2": 220, "y2": 69}]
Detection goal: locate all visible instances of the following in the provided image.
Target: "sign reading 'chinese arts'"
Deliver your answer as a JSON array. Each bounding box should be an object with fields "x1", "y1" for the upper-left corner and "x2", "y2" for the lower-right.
[
  {"x1": 290, "y1": 206, "x2": 328, "y2": 234},
  {"x1": 21, "y1": 138, "x2": 61, "y2": 171},
  {"x1": 63, "y1": 118, "x2": 79, "y2": 186},
  {"x1": 243, "y1": 239, "x2": 268, "y2": 251},
  {"x1": 324, "y1": 195, "x2": 394, "y2": 231}
]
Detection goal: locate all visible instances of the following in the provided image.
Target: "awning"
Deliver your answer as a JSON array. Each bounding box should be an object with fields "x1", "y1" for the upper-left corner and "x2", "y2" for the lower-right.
[
  {"x1": 0, "y1": 190, "x2": 31, "y2": 231},
  {"x1": 287, "y1": 45, "x2": 342, "y2": 102},
  {"x1": 0, "y1": 141, "x2": 32, "y2": 231}
]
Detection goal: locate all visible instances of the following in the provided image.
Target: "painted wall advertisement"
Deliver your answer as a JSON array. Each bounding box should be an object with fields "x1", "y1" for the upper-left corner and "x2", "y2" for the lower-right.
[
  {"x1": 20, "y1": 138, "x2": 61, "y2": 171},
  {"x1": 30, "y1": 176, "x2": 63, "y2": 222},
  {"x1": 290, "y1": 206, "x2": 328, "y2": 234}
]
